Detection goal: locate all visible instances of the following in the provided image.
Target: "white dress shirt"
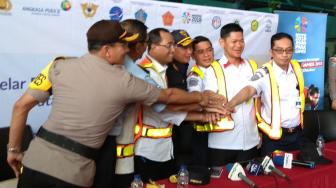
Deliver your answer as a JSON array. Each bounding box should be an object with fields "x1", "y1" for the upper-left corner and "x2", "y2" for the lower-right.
[
  {"x1": 204, "y1": 55, "x2": 259, "y2": 150},
  {"x1": 249, "y1": 61, "x2": 300, "y2": 128},
  {"x1": 135, "y1": 56, "x2": 187, "y2": 162}
]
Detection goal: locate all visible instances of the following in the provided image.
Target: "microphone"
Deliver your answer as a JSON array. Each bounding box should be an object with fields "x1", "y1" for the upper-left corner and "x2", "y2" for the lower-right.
[
  {"x1": 246, "y1": 161, "x2": 264, "y2": 176},
  {"x1": 273, "y1": 155, "x2": 315, "y2": 169},
  {"x1": 260, "y1": 156, "x2": 289, "y2": 180},
  {"x1": 227, "y1": 163, "x2": 258, "y2": 188}
]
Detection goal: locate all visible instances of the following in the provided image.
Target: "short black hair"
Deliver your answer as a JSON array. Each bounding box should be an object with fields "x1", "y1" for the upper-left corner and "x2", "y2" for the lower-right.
[
  {"x1": 271, "y1": 32, "x2": 294, "y2": 49},
  {"x1": 309, "y1": 84, "x2": 320, "y2": 95},
  {"x1": 121, "y1": 19, "x2": 148, "y2": 49},
  {"x1": 220, "y1": 23, "x2": 243, "y2": 39},
  {"x1": 147, "y1": 28, "x2": 170, "y2": 51},
  {"x1": 192, "y1": 36, "x2": 212, "y2": 51}
]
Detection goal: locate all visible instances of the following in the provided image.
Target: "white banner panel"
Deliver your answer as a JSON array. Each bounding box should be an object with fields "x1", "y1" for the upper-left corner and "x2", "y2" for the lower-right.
[{"x1": 0, "y1": 0, "x2": 278, "y2": 132}]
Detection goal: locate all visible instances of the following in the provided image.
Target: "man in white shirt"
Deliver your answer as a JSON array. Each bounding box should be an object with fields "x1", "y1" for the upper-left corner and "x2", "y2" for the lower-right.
[
  {"x1": 226, "y1": 32, "x2": 305, "y2": 156},
  {"x1": 204, "y1": 23, "x2": 260, "y2": 167},
  {"x1": 187, "y1": 36, "x2": 215, "y2": 166}
]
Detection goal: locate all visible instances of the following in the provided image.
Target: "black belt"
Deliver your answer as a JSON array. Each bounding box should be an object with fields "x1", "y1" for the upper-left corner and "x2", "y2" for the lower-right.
[
  {"x1": 37, "y1": 127, "x2": 98, "y2": 160},
  {"x1": 282, "y1": 126, "x2": 301, "y2": 134}
]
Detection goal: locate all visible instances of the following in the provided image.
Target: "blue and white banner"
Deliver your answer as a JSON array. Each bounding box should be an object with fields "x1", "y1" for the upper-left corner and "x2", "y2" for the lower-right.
[
  {"x1": 276, "y1": 10, "x2": 327, "y2": 110},
  {"x1": 0, "y1": 0, "x2": 278, "y2": 131}
]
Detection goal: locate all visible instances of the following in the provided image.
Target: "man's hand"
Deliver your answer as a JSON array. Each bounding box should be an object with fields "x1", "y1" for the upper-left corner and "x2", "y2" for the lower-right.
[
  {"x1": 7, "y1": 151, "x2": 23, "y2": 177},
  {"x1": 200, "y1": 91, "x2": 227, "y2": 113},
  {"x1": 202, "y1": 112, "x2": 223, "y2": 124}
]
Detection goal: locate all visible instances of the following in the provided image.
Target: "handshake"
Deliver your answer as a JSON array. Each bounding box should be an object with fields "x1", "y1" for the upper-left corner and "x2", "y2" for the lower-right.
[{"x1": 197, "y1": 91, "x2": 234, "y2": 124}]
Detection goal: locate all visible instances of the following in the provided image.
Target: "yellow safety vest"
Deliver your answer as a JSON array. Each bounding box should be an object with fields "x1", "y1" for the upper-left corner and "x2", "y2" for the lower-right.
[
  {"x1": 189, "y1": 64, "x2": 205, "y2": 80},
  {"x1": 256, "y1": 60, "x2": 305, "y2": 140},
  {"x1": 116, "y1": 57, "x2": 172, "y2": 158},
  {"x1": 195, "y1": 60, "x2": 258, "y2": 132}
]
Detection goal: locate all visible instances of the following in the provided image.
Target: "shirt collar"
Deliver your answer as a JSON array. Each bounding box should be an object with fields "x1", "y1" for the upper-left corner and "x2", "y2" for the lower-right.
[
  {"x1": 147, "y1": 55, "x2": 168, "y2": 73},
  {"x1": 219, "y1": 54, "x2": 244, "y2": 69},
  {"x1": 272, "y1": 60, "x2": 294, "y2": 77}
]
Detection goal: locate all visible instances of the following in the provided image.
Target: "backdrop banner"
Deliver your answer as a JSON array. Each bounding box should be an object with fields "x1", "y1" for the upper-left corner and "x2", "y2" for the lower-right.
[{"x1": 0, "y1": 0, "x2": 278, "y2": 132}]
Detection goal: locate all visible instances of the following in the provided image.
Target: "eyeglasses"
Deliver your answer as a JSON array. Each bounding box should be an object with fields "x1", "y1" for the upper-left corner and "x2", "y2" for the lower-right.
[
  {"x1": 157, "y1": 43, "x2": 176, "y2": 49},
  {"x1": 195, "y1": 47, "x2": 213, "y2": 56},
  {"x1": 272, "y1": 48, "x2": 294, "y2": 54}
]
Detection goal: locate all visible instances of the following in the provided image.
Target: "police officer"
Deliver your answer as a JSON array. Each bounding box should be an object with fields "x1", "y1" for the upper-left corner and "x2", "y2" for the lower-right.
[
  {"x1": 203, "y1": 23, "x2": 260, "y2": 167},
  {"x1": 7, "y1": 20, "x2": 226, "y2": 188},
  {"x1": 166, "y1": 29, "x2": 194, "y2": 166},
  {"x1": 226, "y1": 32, "x2": 306, "y2": 156},
  {"x1": 93, "y1": 19, "x2": 155, "y2": 188}
]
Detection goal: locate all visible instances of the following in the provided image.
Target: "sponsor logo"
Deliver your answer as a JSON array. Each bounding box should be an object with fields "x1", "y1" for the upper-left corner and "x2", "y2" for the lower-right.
[
  {"x1": 22, "y1": 6, "x2": 61, "y2": 16},
  {"x1": 212, "y1": 16, "x2": 221, "y2": 29},
  {"x1": 294, "y1": 16, "x2": 308, "y2": 33},
  {"x1": 294, "y1": 16, "x2": 308, "y2": 54},
  {"x1": 81, "y1": 2, "x2": 98, "y2": 18},
  {"x1": 61, "y1": 0, "x2": 71, "y2": 11},
  {"x1": 135, "y1": 8, "x2": 147, "y2": 23},
  {"x1": 265, "y1": 19, "x2": 272, "y2": 32},
  {"x1": 162, "y1": 11, "x2": 174, "y2": 26},
  {"x1": 0, "y1": 0, "x2": 12, "y2": 12},
  {"x1": 109, "y1": 6, "x2": 122, "y2": 21},
  {"x1": 251, "y1": 20, "x2": 258, "y2": 32},
  {"x1": 182, "y1": 11, "x2": 201, "y2": 24}
]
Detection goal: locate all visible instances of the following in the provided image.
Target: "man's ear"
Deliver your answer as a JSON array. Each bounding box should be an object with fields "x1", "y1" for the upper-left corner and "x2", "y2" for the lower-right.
[{"x1": 219, "y1": 38, "x2": 225, "y2": 49}]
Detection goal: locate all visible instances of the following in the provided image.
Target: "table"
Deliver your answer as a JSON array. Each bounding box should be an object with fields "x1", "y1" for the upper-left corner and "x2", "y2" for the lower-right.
[{"x1": 158, "y1": 141, "x2": 336, "y2": 188}]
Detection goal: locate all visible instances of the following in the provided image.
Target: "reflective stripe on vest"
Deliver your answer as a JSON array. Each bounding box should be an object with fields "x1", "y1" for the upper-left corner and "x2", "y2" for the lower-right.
[
  {"x1": 256, "y1": 60, "x2": 304, "y2": 140},
  {"x1": 198, "y1": 60, "x2": 257, "y2": 132},
  {"x1": 116, "y1": 144, "x2": 134, "y2": 158},
  {"x1": 134, "y1": 123, "x2": 173, "y2": 139},
  {"x1": 116, "y1": 105, "x2": 144, "y2": 158}
]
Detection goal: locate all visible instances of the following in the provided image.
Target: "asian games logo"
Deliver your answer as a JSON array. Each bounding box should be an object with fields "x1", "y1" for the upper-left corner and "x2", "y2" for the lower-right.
[
  {"x1": 294, "y1": 16, "x2": 308, "y2": 33},
  {"x1": 182, "y1": 12, "x2": 191, "y2": 24},
  {"x1": 109, "y1": 6, "x2": 123, "y2": 21},
  {"x1": 294, "y1": 16, "x2": 308, "y2": 54}
]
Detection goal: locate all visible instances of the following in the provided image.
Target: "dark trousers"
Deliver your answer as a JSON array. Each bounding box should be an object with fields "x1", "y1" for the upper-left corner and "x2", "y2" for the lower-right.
[
  {"x1": 17, "y1": 166, "x2": 84, "y2": 188},
  {"x1": 191, "y1": 131, "x2": 208, "y2": 166},
  {"x1": 115, "y1": 174, "x2": 134, "y2": 188},
  {"x1": 172, "y1": 123, "x2": 194, "y2": 166},
  {"x1": 208, "y1": 146, "x2": 259, "y2": 167},
  {"x1": 92, "y1": 135, "x2": 116, "y2": 188},
  {"x1": 261, "y1": 128, "x2": 304, "y2": 156},
  {"x1": 134, "y1": 156, "x2": 177, "y2": 183}
]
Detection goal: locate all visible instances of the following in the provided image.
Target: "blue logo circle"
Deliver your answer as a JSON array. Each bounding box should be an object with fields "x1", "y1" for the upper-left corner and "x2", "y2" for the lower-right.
[{"x1": 109, "y1": 6, "x2": 123, "y2": 21}]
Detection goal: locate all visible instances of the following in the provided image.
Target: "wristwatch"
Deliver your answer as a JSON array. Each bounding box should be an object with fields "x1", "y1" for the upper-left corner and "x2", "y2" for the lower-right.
[{"x1": 7, "y1": 144, "x2": 21, "y2": 153}]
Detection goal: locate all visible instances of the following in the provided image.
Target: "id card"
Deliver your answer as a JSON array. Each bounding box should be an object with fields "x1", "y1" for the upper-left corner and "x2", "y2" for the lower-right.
[{"x1": 295, "y1": 97, "x2": 301, "y2": 109}]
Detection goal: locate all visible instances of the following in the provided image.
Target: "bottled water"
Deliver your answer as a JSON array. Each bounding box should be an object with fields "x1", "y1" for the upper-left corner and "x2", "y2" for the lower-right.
[
  {"x1": 131, "y1": 174, "x2": 144, "y2": 188},
  {"x1": 316, "y1": 134, "x2": 325, "y2": 156},
  {"x1": 177, "y1": 165, "x2": 189, "y2": 188}
]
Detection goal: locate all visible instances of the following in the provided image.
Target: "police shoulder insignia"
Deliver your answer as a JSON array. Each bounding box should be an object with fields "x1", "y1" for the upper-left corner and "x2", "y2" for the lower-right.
[
  {"x1": 188, "y1": 77, "x2": 199, "y2": 87},
  {"x1": 28, "y1": 57, "x2": 64, "y2": 91}
]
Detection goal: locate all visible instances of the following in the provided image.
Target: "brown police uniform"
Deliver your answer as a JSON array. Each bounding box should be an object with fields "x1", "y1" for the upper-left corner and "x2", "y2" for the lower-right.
[{"x1": 21, "y1": 53, "x2": 160, "y2": 187}]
